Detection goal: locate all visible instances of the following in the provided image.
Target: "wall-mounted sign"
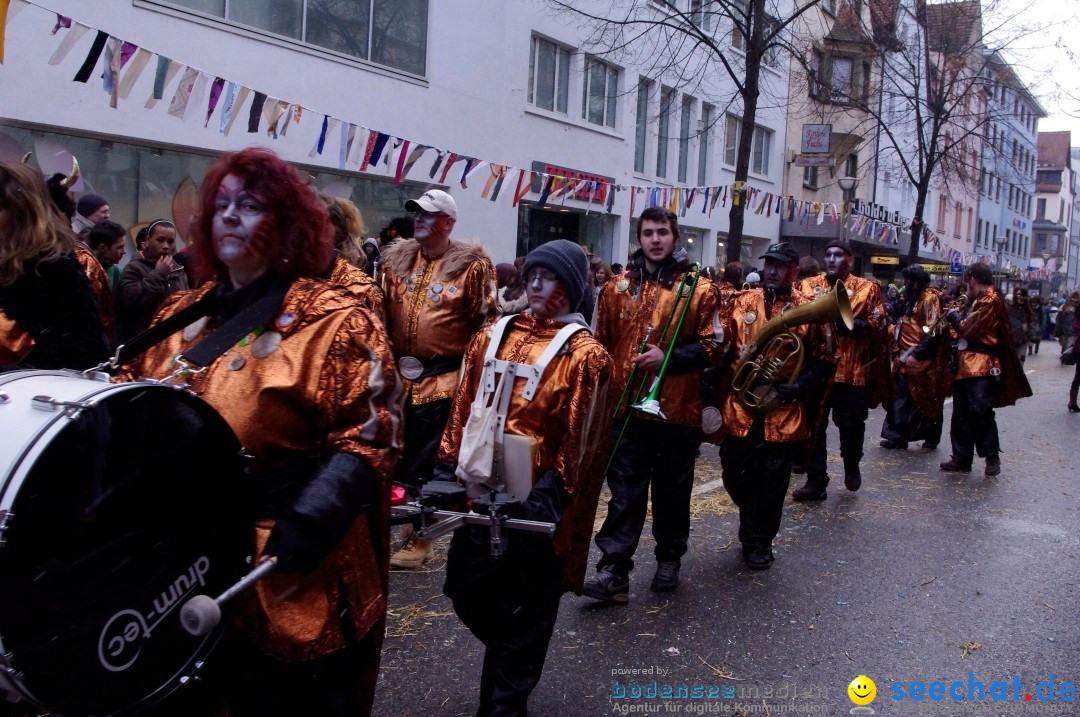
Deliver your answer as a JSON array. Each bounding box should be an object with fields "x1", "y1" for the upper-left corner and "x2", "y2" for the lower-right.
[
  {"x1": 870, "y1": 256, "x2": 900, "y2": 265},
  {"x1": 794, "y1": 155, "x2": 835, "y2": 167},
  {"x1": 919, "y1": 262, "x2": 951, "y2": 273},
  {"x1": 801, "y1": 124, "x2": 832, "y2": 154},
  {"x1": 854, "y1": 199, "x2": 909, "y2": 228},
  {"x1": 530, "y1": 161, "x2": 613, "y2": 204}
]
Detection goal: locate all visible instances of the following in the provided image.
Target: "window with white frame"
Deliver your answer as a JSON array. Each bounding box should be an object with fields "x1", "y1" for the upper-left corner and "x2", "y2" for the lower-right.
[
  {"x1": 582, "y1": 57, "x2": 619, "y2": 128},
  {"x1": 677, "y1": 95, "x2": 694, "y2": 183},
  {"x1": 657, "y1": 87, "x2": 675, "y2": 178},
  {"x1": 763, "y1": 17, "x2": 782, "y2": 68},
  {"x1": 723, "y1": 113, "x2": 740, "y2": 166},
  {"x1": 161, "y1": 0, "x2": 428, "y2": 75},
  {"x1": 803, "y1": 165, "x2": 819, "y2": 189},
  {"x1": 634, "y1": 80, "x2": 651, "y2": 174},
  {"x1": 697, "y1": 104, "x2": 713, "y2": 186},
  {"x1": 528, "y1": 36, "x2": 571, "y2": 114},
  {"x1": 730, "y1": 0, "x2": 748, "y2": 50},
  {"x1": 751, "y1": 126, "x2": 772, "y2": 175}
]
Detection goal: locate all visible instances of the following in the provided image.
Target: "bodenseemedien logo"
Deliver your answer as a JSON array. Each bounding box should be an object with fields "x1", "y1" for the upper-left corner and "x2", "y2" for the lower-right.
[{"x1": 848, "y1": 675, "x2": 876, "y2": 714}]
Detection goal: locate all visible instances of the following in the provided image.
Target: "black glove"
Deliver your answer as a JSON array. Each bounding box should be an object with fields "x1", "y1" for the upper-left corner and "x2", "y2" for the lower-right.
[
  {"x1": 520, "y1": 469, "x2": 568, "y2": 525},
  {"x1": 263, "y1": 515, "x2": 331, "y2": 575},
  {"x1": 836, "y1": 318, "x2": 872, "y2": 338},
  {"x1": 775, "y1": 382, "x2": 801, "y2": 403}
]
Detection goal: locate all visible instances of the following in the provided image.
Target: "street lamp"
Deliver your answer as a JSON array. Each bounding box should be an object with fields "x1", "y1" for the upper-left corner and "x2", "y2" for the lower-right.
[
  {"x1": 837, "y1": 175, "x2": 859, "y2": 249},
  {"x1": 993, "y1": 235, "x2": 1007, "y2": 292}
]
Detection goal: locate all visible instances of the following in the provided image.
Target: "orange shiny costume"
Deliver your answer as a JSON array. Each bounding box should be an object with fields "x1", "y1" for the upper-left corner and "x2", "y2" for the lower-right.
[
  {"x1": 381, "y1": 239, "x2": 497, "y2": 403},
  {"x1": 797, "y1": 273, "x2": 889, "y2": 393},
  {"x1": 116, "y1": 279, "x2": 402, "y2": 663},
  {"x1": 0, "y1": 310, "x2": 33, "y2": 364},
  {"x1": 895, "y1": 287, "x2": 951, "y2": 417},
  {"x1": 75, "y1": 244, "x2": 115, "y2": 345},
  {"x1": 951, "y1": 287, "x2": 1031, "y2": 406},
  {"x1": 716, "y1": 280, "x2": 739, "y2": 310},
  {"x1": 720, "y1": 287, "x2": 824, "y2": 442},
  {"x1": 595, "y1": 266, "x2": 722, "y2": 428},
  {"x1": 329, "y1": 254, "x2": 384, "y2": 318},
  {"x1": 439, "y1": 312, "x2": 613, "y2": 593}
]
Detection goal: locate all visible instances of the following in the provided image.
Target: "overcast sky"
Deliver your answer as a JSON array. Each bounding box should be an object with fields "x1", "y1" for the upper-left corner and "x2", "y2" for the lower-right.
[{"x1": 986, "y1": 0, "x2": 1080, "y2": 140}]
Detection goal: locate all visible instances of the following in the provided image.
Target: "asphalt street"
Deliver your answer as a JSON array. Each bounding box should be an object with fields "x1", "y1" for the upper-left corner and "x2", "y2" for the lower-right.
[{"x1": 374, "y1": 350, "x2": 1079, "y2": 716}]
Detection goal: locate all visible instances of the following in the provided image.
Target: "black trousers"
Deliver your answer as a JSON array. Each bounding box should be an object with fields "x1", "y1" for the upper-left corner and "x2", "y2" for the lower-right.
[
  {"x1": 444, "y1": 526, "x2": 564, "y2": 717},
  {"x1": 949, "y1": 377, "x2": 1000, "y2": 465},
  {"x1": 593, "y1": 416, "x2": 702, "y2": 574},
  {"x1": 807, "y1": 383, "x2": 868, "y2": 483},
  {"x1": 881, "y1": 372, "x2": 943, "y2": 446},
  {"x1": 720, "y1": 420, "x2": 793, "y2": 555},
  {"x1": 396, "y1": 396, "x2": 453, "y2": 489}
]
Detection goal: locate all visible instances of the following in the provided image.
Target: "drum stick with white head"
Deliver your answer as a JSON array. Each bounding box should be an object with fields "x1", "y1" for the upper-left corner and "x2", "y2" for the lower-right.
[{"x1": 179, "y1": 557, "x2": 277, "y2": 637}]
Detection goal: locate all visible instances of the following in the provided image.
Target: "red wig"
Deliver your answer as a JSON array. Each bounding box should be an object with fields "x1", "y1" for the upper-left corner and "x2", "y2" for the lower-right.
[{"x1": 192, "y1": 147, "x2": 332, "y2": 284}]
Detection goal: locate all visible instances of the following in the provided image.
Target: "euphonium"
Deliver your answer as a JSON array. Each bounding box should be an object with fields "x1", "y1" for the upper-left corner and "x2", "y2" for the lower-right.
[
  {"x1": 731, "y1": 281, "x2": 854, "y2": 414},
  {"x1": 922, "y1": 293, "x2": 968, "y2": 336}
]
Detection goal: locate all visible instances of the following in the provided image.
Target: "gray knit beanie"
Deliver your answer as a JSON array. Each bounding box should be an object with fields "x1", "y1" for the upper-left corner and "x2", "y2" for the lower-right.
[
  {"x1": 76, "y1": 193, "x2": 108, "y2": 218},
  {"x1": 521, "y1": 239, "x2": 590, "y2": 313}
]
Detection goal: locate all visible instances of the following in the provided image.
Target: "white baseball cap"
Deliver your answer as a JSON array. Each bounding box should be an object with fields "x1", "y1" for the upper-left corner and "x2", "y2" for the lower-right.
[{"x1": 405, "y1": 189, "x2": 457, "y2": 219}]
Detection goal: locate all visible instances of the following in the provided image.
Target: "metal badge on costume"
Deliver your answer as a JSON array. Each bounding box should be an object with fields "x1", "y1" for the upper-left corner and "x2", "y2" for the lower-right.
[{"x1": 0, "y1": 370, "x2": 250, "y2": 716}]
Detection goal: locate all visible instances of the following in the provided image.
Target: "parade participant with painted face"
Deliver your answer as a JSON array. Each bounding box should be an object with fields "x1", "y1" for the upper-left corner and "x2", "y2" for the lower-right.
[
  {"x1": 439, "y1": 239, "x2": 613, "y2": 715},
  {"x1": 880, "y1": 264, "x2": 951, "y2": 450},
  {"x1": 939, "y1": 262, "x2": 1031, "y2": 477},
  {"x1": 793, "y1": 239, "x2": 889, "y2": 501},
  {"x1": 583, "y1": 207, "x2": 722, "y2": 602},
  {"x1": 117, "y1": 218, "x2": 189, "y2": 341},
  {"x1": 319, "y1": 193, "x2": 384, "y2": 318},
  {"x1": 719, "y1": 242, "x2": 834, "y2": 569},
  {"x1": 381, "y1": 188, "x2": 498, "y2": 568},
  {"x1": 0, "y1": 161, "x2": 108, "y2": 370},
  {"x1": 116, "y1": 147, "x2": 401, "y2": 716}
]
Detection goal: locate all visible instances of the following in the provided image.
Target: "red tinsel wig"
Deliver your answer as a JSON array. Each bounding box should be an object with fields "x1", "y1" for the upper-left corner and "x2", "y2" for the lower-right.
[{"x1": 192, "y1": 147, "x2": 332, "y2": 284}]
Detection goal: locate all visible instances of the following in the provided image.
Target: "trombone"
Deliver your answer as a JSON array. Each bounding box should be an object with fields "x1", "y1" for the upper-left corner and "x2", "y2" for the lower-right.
[
  {"x1": 922, "y1": 293, "x2": 968, "y2": 336},
  {"x1": 606, "y1": 265, "x2": 702, "y2": 472}
]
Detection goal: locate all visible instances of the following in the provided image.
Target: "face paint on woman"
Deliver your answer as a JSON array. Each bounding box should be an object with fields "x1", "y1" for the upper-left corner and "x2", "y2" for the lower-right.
[{"x1": 212, "y1": 174, "x2": 270, "y2": 264}]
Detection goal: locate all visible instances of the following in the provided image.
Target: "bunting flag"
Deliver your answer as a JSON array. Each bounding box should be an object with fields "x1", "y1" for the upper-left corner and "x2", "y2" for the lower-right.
[
  {"x1": 218, "y1": 81, "x2": 237, "y2": 134},
  {"x1": 223, "y1": 86, "x2": 249, "y2": 136},
  {"x1": 73, "y1": 30, "x2": 107, "y2": 83},
  {"x1": 117, "y1": 47, "x2": 151, "y2": 100},
  {"x1": 437, "y1": 152, "x2": 460, "y2": 184},
  {"x1": 246, "y1": 91, "x2": 266, "y2": 132},
  {"x1": 204, "y1": 76, "x2": 224, "y2": 126},
  {"x1": 480, "y1": 163, "x2": 502, "y2": 199},
  {"x1": 489, "y1": 165, "x2": 507, "y2": 201},
  {"x1": 48, "y1": 21, "x2": 88, "y2": 64},
  {"x1": 536, "y1": 174, "x2": 555, "y2": 207},
  {"x1": 512, "y1": 170, "x2": 536, "y2": 207},
  {"x1": 167, "y1": 66, "x2": 198, "y2": 119},
  {"x1": 368, "y1": 132, "x2": 391, "y2": 167},
  {"x1": 0, "y1": 0, "x2": 10, "y2": 64},
  {"x1": 399, "y1": 144, "x2": 428, "y2": 183},
  {"x1": 338, "y1": 120, "x2": 350, "y2": 169}
]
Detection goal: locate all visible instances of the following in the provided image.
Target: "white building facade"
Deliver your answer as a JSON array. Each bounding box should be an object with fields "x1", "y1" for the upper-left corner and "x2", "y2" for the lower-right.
[{"x1": 0, "y1": 0, "x2": 791, "y2": 269}]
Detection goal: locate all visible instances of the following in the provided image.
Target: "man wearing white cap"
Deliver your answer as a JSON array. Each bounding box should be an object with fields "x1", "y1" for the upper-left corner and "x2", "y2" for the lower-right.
[{"x1": 382, "y1": 189, "x2": 498, "y2": 567}]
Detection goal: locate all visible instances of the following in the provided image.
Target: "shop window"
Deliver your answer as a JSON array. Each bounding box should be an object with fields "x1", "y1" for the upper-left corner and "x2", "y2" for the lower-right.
[{"x1": 157, "y1": 0, "x2": 428, "y2": 75}]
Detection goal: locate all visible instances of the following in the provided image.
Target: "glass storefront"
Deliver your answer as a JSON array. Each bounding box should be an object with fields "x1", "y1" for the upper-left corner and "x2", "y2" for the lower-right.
[
  {"x1": 516, "y1": 202, "x2": 615, "y2": 263},
  {"x1": 0, "y1": 122, "x2": 422, "y2": 266}
]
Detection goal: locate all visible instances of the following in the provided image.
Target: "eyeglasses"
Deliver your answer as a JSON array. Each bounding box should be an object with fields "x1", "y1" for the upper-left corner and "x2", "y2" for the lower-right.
[
  {"x1": 524, "y1": 271, "x2": 558, "y2": 285},
  {"x1": 413, "y1": 209, "x2": 448, "y2": 221}
]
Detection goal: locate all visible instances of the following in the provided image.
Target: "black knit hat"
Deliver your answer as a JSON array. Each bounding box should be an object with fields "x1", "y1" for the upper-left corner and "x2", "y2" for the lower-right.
[
  {"x1": 76, "y1": 193, "x2": 108, "y2": 218},
  {"x1": 824, "y1": 238, "x2": 853, "y2": 255},
  {"x1": 521, "y1": 239, "x2": 590, "y2": 313}
]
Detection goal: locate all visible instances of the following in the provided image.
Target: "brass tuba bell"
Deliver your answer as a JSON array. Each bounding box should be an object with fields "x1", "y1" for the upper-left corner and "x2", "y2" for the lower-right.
[{"x1": 731, "y1": 281, "x2": 853, "y2": 414}]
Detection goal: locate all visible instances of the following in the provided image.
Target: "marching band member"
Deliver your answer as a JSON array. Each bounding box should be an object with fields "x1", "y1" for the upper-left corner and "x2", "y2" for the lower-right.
[
  {"x1": 380, "y1": 188, "x2": 498, "y2": 568},
  {"x1": 439, "y1": 239, "x2": 612, "y2": 716},
  {"x1": 0, "y1": 161, "x2": 108, "y2": 370},
  {"x1": 939, "y1": 262, "x2": 1032, "y2": 477},
  {"x1": 880, "y1": 264, "x2": 950, "y2": 450},
  {"x1": 117, "y1": 148, "x2": 400, "y2": 716},
  {"x1": 583, "y1": 207, "x2": 722, "y2": 602},
  {"x1": 793, "y1": 240, "x2": 889, "y2": 501},
  {"x1": 719, "y1": 242, "x2": 834, "y2": 570},
  {"x1": 319, "y1": 193, "x2": 384, "y2": 317}
]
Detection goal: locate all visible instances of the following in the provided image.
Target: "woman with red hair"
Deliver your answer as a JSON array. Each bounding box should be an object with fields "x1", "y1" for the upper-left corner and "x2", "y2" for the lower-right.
[{"x1": 118, "y1": 147, "x2": 400, "y2": 716}]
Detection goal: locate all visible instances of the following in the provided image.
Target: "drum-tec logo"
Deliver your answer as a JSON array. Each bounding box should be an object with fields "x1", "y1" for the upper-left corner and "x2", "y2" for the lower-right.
[{"x1": 96, "y1": 556, "x2": 210, "y2": 672}]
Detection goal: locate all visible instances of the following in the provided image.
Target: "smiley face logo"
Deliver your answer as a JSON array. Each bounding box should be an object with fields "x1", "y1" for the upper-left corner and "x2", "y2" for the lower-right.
[{"x1": 848, "y1": 675, "x2": 876, "y2": 706}]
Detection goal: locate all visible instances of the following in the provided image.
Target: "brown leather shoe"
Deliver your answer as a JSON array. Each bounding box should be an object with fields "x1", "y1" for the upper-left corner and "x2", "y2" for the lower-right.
[
  {"x1": 939, "y1": 459, "x2": 972, "y2": 473},
  {"x1": 390, "y1": 536, "x2": 434, "y2": 569},
  {"x1": 984, "y1": 456, "x2": 1001, "y2": 477}
]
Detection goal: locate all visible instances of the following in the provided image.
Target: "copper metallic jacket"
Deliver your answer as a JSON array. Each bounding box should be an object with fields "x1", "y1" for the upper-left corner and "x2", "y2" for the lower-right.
[
  {"x1": 895, "y1": 287, "x2": 950, "y2": 417},
  {"x1": 594, "y1": 255, "x2": 723, "y2": 428},
  {"x1": 797, "y1": 273, "x2": 887, "y2": 386},
  {"x1": 719, "y1": 288, "x2": 825, "y2": 442},
  {"x1": 0, "y1": 311, "x2": 32, "y2": 363},
  {"x1": 329, "y1": 254, "x2": 384, "y2": 319},
  {"x1": 381, "y1": 239, "x2": 498, "y2": 404},
  {"x1": 75, "y1": 244, "x2": 115, "y2": 344},
  {"x1": 439, "y1": 312, "x2": 613, "y2": 593},
  {"x1": 953, "y1": 287, "x2": 1005, "y2": 379},
  {"x1": 117, "y1": 279, "x2": 402, "y2": 662}
]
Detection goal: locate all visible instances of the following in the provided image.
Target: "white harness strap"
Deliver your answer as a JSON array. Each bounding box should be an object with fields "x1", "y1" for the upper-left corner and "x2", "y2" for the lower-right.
[{"x1": 481, "y1": 316, "x2": 587, "y2": 402}]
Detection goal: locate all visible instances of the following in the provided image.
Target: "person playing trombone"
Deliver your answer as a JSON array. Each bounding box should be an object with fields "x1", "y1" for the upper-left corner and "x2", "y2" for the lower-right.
[
  {"x1": 719, "y1": 242, "x2": 836, "y2": 570},
  {"x1": 583, "y1": 207, "x2": 722, "y2": 602},
  {"x1": 880, "y1": 264, "x2": 950, "y2": 450}
]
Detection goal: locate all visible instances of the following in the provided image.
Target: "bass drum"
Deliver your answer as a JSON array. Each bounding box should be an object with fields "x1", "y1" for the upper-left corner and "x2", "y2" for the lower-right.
[{"x1": 0, "y1": 370, "x2": 251, "y2": 716}]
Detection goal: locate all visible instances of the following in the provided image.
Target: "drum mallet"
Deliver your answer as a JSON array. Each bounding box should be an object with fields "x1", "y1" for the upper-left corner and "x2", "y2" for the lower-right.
[{"x1": 179, "y1": 557, "x2": 277, "y2": 637}]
